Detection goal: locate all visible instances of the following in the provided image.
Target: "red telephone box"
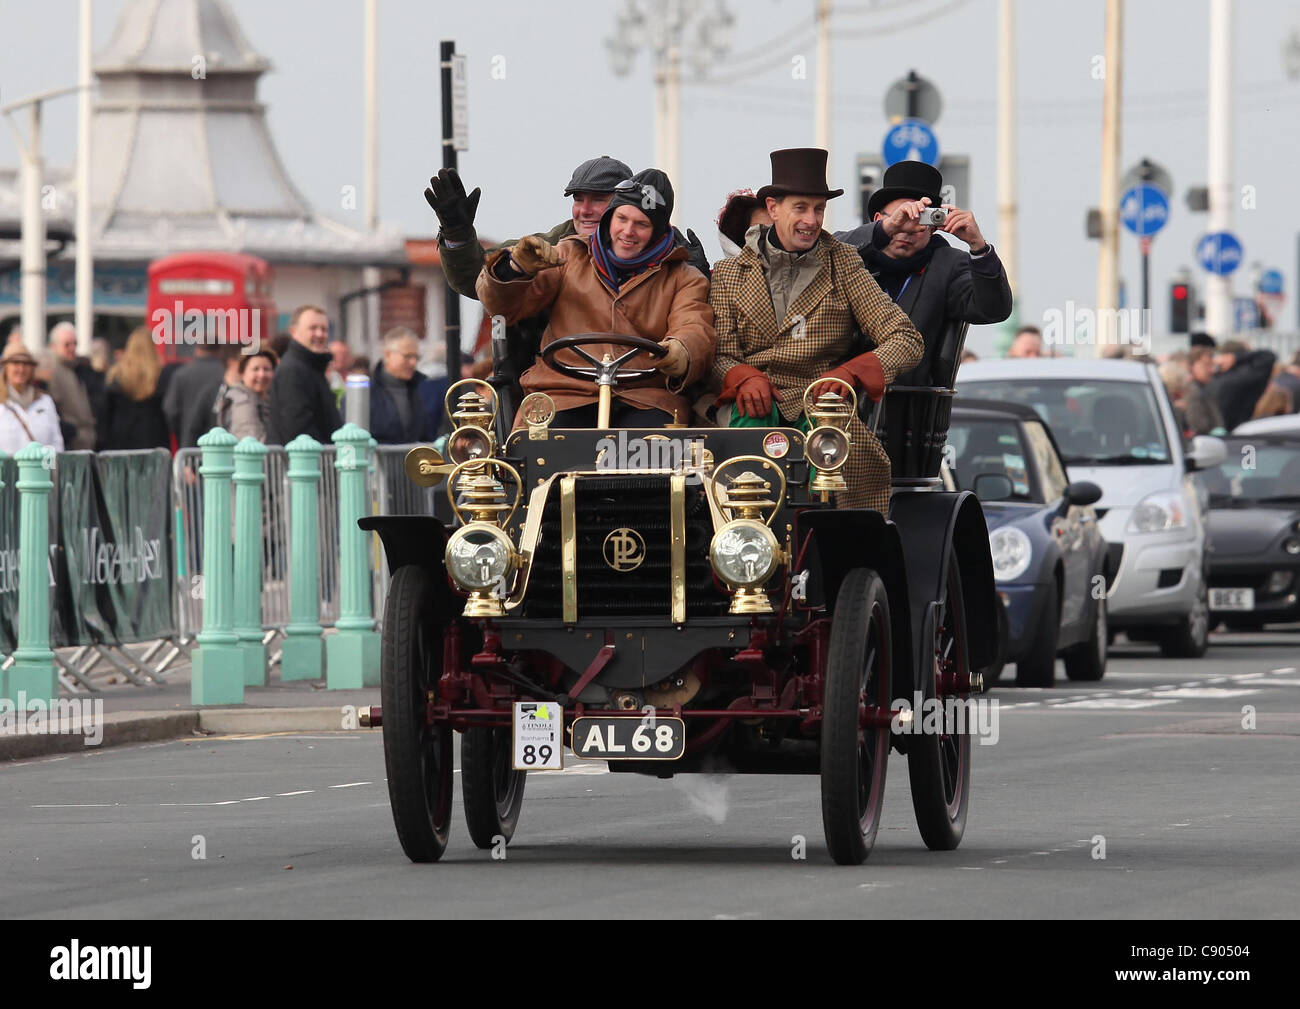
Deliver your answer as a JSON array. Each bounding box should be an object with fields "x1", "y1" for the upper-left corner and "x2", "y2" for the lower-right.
[{"x1": 147, "y1": 252, "x2": 276, "y2": 361}]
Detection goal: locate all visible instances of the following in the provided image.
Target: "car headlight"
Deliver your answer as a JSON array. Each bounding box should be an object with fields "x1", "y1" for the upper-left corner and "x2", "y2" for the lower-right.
[
  {"x1": 710, "y1": 519, "x2": 779, "y2": 588},
  {"x1": 1284, "y1": 537, "x2": 1300, "y2": 556},
  {"x1": 989, "y1": 526, "x2": 1032, "y2": 582},
  {"x1": 445, "y1": 524, "x2": 514, "y2": 590},
  {"x1": 447, "y1": 425, "x2": 493, "y2": 465},
  {"x1": 805, "y1": 426, "x2": 850, "y2": 472},
  {"x1": 1127, "y1": 491, "x2": 1189, "y2": 533}
]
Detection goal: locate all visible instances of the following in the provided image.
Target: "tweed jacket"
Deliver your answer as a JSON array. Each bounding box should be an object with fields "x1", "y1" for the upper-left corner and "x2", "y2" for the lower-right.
[
  {"x1": 709, "y1": 228, "x2": 923, "y2": 510},
  {"x1": 710, "y1": 228, "x2": 923, "y2": 421}
]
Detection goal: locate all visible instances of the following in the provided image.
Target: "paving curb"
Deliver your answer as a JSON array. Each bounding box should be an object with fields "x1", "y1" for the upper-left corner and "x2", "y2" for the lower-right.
[
  {"x1": 1, "y1": 707, "x2": 366, "y2": 762},
  {"x1": 0, "y1": 711, "x2": 200, "y2": 761}
]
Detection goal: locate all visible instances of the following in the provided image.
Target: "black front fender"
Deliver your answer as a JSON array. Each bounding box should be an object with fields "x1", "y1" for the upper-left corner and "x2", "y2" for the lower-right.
[
  {"x1": 889, "y1": 491, "x2": 999, "y2": 673},
  {"x1": 798, "y1": 508, "x2": 915, "y2": 701},
  {"x1": 358, "y1": 515, "x2": 450, "y2": 578}
]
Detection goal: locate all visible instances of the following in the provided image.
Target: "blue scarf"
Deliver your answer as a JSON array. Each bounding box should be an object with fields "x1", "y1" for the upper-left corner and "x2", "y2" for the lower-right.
[{"x1": 590, "y1": 229, "x2": 676, "y2": 293}]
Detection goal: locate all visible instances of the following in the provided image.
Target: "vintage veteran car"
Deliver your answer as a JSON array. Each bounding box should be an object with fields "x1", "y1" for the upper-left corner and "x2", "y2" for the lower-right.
[{"x1": 359, "y1": 332, "x2": 998, "y2": 865}]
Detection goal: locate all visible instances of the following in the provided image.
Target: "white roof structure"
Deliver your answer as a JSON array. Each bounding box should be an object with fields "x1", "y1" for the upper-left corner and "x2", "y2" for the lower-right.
[{"x1": 3, "y1": 0, "x2": 405, "y2": 267}]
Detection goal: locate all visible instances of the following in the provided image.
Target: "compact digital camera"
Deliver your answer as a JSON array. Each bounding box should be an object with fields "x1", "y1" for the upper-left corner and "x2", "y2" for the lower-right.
[{"x1": 919, "y1": 207, "x2": 948, "y2": 227}]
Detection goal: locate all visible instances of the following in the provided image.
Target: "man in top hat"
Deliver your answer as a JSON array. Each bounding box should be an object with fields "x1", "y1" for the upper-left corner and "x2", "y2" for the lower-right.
[
  {"x1": 835, "y1": 160, "x2": 1012, "y2": 383},
  {"x1": 709, "y1": 148, "x2": 923, "y2": 511}
]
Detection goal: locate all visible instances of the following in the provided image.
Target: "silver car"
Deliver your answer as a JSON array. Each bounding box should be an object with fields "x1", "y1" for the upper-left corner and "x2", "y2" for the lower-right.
[{"x1": 957, "y1": 358, "x2": 1226, "y2": 657}]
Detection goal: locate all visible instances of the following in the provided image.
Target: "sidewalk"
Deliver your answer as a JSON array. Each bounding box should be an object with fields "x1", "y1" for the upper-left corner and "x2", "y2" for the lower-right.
[{"x1": 0, "y1": 658, "x2": 381, "y2": 761}]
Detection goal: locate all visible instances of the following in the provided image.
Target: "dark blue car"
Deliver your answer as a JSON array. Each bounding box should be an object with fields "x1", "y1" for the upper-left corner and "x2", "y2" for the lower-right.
[{"x1": 948, "y1": 402, "x2": 1109, "y2": 687}]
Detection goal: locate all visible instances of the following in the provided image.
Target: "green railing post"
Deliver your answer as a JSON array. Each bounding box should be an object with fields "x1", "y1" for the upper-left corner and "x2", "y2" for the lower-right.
[
  {"x1": 4, "y1": 443, "x2": 56, "y2": 706},
  {"x1": 326, "y1": 424, "x2": 380, "y2": 688},
  {"x1": 233, "y1": 437, "x2": 269, "y2": 687},
  {"x1": 281, "y1": 434, "x2": 324, "y2": 681},
  {"x1": 192, "y1": 428, "x2": 243, "y2": 705}
]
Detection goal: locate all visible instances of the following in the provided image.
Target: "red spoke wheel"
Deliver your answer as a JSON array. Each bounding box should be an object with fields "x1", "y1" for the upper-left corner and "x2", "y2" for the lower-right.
[
  {"x1": 821, "y1": 567, "x2": 892, "y2": 866},
  {"x1": 381, "y1": 566, "x2": 454, "y2": 862},
  {"x1": 908, "y1": 553, "x2": 972, "y2": 850},
  {"x1": 462, "y1": 726, "x2": 527, "y2": 849}
]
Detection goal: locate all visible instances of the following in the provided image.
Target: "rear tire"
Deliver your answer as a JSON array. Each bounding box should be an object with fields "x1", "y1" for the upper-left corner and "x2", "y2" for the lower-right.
[
  {"x1": 380, "y1": 566, "x2": 454, "y2": 863},
  {"x1": 462, "y1": 727, "x2": 526, "y2": 848},
  {"x1": 821, "y1": 568, "x2": 891, "y2": 866},
  {"x1": 908, "y1": 555, "x2": 972, "y2": 851},
  {"x1": 1064, "y1": 587, "x2": 1107, "y2": 681},
  {"x1": 1015, "y1": 579, "x2": 1059, "y2": 687}
]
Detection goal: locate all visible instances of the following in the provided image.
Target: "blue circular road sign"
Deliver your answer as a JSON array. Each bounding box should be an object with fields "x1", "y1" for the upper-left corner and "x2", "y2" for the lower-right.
[
  {"x1": 1259, "y1": 269, "x2": 1284, "y2": 295},
  {"x1": 1197, "y1": 231, "x2": 1244, "y2": 276},
  {"x1": 882, "y1": 118, "x2": 939, "y2": 167},
  {"x1": 1120, "y1": 183, "x2": 1169, "y2": 237}
]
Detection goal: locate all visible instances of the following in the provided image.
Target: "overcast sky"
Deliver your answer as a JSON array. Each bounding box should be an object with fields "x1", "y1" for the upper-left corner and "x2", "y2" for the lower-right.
[{"x1": 2, "y1": 0, "x2": 1299, "y2": 353}]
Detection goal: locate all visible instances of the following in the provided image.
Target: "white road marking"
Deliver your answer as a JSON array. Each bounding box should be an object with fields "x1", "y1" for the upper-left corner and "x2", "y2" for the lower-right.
[
  {"x1": 1052, "y1": 698, "x2": 1178, "y2": 709},
  {"x1": 31, "y1": 803, "x2": 119, "y2": 808},
  {"x1": 1149, "y1": 687, "x2": 1260, "y2": 699},
  {"x1": 276, "y1": 790, "x2": 315, "y2": 796},
  {"x1": 242, "y1": 796, "x2": 270, "y2": 802},
  {"x1": 327, "y1": 781, "x2": 372, "y2": 789}
]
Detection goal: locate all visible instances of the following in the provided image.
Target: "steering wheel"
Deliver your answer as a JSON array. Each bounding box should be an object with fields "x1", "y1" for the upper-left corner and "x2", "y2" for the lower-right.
[{"x1": 541, "y1": 333, "x2": 667, "y2": 388}]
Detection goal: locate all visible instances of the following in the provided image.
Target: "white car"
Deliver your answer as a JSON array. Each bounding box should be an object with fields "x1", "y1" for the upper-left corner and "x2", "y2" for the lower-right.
[{"x1": 957, "y1": 358, "x2": 1226, "y2": 657}]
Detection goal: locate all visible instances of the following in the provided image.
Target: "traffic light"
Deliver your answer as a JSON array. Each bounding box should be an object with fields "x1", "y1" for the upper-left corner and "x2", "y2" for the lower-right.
[{"x1": 1170, "y1": 281, "x2": 1191, "y2": 333}]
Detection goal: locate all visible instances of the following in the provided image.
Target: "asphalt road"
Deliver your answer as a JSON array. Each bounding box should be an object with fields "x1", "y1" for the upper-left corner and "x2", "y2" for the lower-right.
[{"x1": 4, "y1": 631, "x2": 1298, "y2": 919}]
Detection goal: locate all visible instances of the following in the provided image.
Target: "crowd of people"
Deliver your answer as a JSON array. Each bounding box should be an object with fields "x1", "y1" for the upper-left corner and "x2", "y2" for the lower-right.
[
  {"x1": 0, "y1": 302, "x2": 454, "y2": 457},
  {"x1": 1157, "y1": 337, "x2": 1299, "y2": 436}
]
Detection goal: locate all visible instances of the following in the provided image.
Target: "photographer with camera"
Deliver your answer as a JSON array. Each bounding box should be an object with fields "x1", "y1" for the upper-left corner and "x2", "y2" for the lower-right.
[{"x1": 835, "y1": 161, "x2": 1012, "y2": 384}]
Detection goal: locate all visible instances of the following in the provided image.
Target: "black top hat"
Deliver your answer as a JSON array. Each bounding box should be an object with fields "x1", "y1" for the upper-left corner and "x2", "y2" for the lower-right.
[
  {"x1": 755, "y1": 148, "x2": 843, "y2": 203},
  {"x1": 866, "y1": 160, "x2": 943, "y2": 219}
]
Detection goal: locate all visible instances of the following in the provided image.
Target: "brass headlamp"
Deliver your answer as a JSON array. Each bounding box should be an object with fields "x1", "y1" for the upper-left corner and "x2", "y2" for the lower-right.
[
  {"x1": 803, "y1": 378, "x2": 857, "y2": 501},
  {"x1": 443, "y1": 459, "x2": 524, "y2": 618},
  {"x1": 708, "y1": 458, "x2": 788, "y2": 615}
]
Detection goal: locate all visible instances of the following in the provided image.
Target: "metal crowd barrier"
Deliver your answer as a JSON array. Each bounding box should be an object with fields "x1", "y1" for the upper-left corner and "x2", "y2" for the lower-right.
[{"x1": 171, "y1": 441, "x2": 443, "y2": 664}]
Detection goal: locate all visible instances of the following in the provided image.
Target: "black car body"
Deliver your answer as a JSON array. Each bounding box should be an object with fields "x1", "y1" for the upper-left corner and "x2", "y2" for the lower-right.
[
  {"x1": 1196, "y1": 434, "x2": 1300, "y2": 628},
  {"x1": 948, "y1": 401, "x2": 1109, "y2": 686}
]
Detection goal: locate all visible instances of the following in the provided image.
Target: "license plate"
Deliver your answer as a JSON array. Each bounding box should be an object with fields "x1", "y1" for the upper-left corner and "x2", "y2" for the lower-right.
[
  {"x1": 1210, "y1": 588, "x2": 1255, "y2": 611},
  {"x1": 513, "y1": 702, "x2": 564, "y2": 770},
  {"x1": 571, "y1": 716, "x2": 686, "y2": 761}
]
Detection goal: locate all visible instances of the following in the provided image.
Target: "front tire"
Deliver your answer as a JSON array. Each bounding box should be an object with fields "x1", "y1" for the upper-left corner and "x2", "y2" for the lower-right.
[
  {"x1": 1158, "y1": 572, "x2": 1210, "y2": 658},
  {"x1": 821, "y1": 568, "x2": 892, "y2": 866},
  {"x1": 1064, "y1": 586, "x2": 1108, "y2": 681},
  {"x1": 1015, "y1": 578, "x2": 1059, "y2": 688},
  {"x1": 380, "y1": 566, "x2": 454, "y2": 863},
  {"x1": 908, "y1": 554, "x2": 972, "y2": 851},
  {"x1": 462, "y1": 727, "x2": 526, "y2": 848}
]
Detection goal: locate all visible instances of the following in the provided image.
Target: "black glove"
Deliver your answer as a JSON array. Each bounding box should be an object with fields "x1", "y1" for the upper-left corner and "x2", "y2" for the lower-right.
[
  {"x1": 681, "y1": 228, "x2": 711, "y2": 280},
  {"x1": 424, "y1": 168, "x2": 481, "y2": 242}
]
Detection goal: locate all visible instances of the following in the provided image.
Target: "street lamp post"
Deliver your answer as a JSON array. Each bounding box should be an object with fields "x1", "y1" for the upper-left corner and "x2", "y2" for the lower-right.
[{"x1": 606, "y1": 0, "x2": 733, "y2": 203}]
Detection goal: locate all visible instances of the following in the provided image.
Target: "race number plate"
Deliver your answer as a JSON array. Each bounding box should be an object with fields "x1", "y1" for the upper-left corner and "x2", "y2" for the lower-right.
[
  {"x1": 513, "y1": 702, "x2": 564, "y2": 770},
  {"x1": 571, "y1": 716, "x2": 686, "y2": 761},
  {"x1": 1210, "y1": 588, "x2": 1254, "y2": 611}
]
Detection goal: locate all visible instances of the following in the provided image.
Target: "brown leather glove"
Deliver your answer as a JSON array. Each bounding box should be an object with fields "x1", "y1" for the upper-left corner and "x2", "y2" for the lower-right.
[
  {"x1": 720, "y1": 365, "x2": 780, "y2": 419},
  {"x1": 811, "y1": 351, "x2": 886, "y2": 403},
  {"x1": 510, "y1": 234, "x2": 563, "y2": 275},
  {"x1": 654, "y1": 339, "x2": 689, "y2": 378}
]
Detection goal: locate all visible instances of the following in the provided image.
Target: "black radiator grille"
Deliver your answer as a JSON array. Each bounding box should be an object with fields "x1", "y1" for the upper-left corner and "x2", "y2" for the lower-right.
[{"x1": 525, "y1": 476, "x2": 730, "y2": 618}]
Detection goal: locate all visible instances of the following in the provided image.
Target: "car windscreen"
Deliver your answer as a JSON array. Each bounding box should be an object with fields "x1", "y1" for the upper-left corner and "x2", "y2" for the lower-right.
[
  {"x1": 1195, "y1": 438, "x2": 1300, "y2": 505},
  {"x1": 957, "y1": 378, "x2": 1171, "y2": 466},
  {"x1": 946, "y1": 417, "x2": 1040, "y2": 501}
]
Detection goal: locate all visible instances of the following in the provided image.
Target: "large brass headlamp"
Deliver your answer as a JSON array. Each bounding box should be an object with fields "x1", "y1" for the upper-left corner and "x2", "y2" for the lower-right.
[
  {"x1": 443, "y1": 459, "x2": 523, "y2": 618},
  {"x1": 708, "y1": 458, "x2": 788, "y2": 614}
]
